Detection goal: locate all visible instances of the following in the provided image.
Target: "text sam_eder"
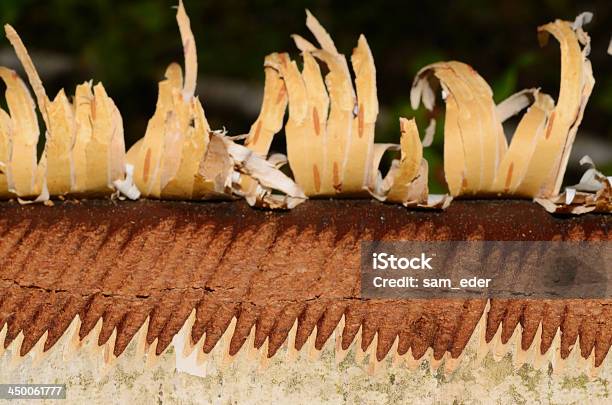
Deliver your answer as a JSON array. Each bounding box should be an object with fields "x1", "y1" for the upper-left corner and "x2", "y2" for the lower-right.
[{"x1": 370, "y1": 253, "x2": 492, "y2": 289}]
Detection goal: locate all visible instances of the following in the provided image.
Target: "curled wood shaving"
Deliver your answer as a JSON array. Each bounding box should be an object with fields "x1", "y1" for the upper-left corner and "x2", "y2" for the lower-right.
[
  {"x1": 0, "y1": 109, "x2": 11, "y2": 197},
  {"x1": 113, "y1": 164, "x2": 141, "y2": 200},
  {"x1": 276, "y1": 51, "x2": 327, "y2": 195},
  {"x1": 517, "y1": 17, "x2": 594, "y2": 198},
  {"x1": 286, "y1": 15, "x2": 359, "y2": 196},
  {"x1": 369, "y1": 142, "x2": 400, "y2": 197},
  {"x1": 0, "y1": 67, "x2": 39, "y2": 198},
  {"x1": 86, "y1": 83, "x2": 125, "y2": 194},
  {"x1": 496, "y1": 88, "x2": 541, "y2": 123},
  {"x1": 45, "y1": 90, "x2": 76, "y2": 195},
  {"x1": 7, "y1": 25, "x2": 73, "y2": 196},
  {"x1": 17, "y1": 182, "x2": 49, "y2": 205},
  {"x1": 240, "y1": 54, "x2": 287, "y2": 199},
  {"x1": 346, "y1": 35, "x2": 377, "y2": 192},
  {"x1": 423, "y1": 119, "x2": 436, "y2": 147},
  {"x1": 176, "y1": 0, "x2": 197, "y2": 100},
  {"x1": 2, "y1": 25, "x2": 127, "y2": 201},
  {"x1": 492, "y1": 90, "x2": 555, "y2": 194},
  {"x1": 535, "y1": 156, "x2": 611, "y2": 214},
  {"x1": 126, "y1": 1, "x2": 233, "y2": 200},
  {"x1": 245, "y1": 53, "x2": 288, "y2": 156},
  {"x1": 268, "y1": 12, "x2": 432, "y2": 206},
  {"x1": 571, "y1": 12, "x2": 593, "y2": 30},
  {"x1": 4, "y1": 25, "x2": 49, "y2": 125},
  {"x1": 127, "y1": 2, "x2": 304, "y2": 208},
  {"x1": 193, "y1": 130, "x2": 233, "y2": 198},
  {"x1": 0, "y1": 7, "x2": 602, "y2": 213},
  {"x1": 385, "y1": 118, "x2": 425, "y2": 203},
  {"x1": 221, "y1": 135, "x2": 306, "y2": 208},
  {"x1": 130, "y1": 65, "x2": 183, "y2": 197},
  {"x1": 411, "y1": 16, "x2": 594, "y2": 202},
  {"x1": 268, "y1": 153, "x2": 288, "y2": 168},
  {"x1": 71, "y1": 82, "x2": 94, "y2": 193},
  {"x1": 312, "y1": 48, "x2": 356, "y2": 193},
  {"x1": 412, "y1": 61, "x2": 503, "y2": 195}
]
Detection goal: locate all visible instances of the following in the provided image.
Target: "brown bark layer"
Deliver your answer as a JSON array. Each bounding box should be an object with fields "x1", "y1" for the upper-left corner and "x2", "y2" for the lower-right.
[{"x1": 0, "y1": 200, "x2": 609, "y2": 365}]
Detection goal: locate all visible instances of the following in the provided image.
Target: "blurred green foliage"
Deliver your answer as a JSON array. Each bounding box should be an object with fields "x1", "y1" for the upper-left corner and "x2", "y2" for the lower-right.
[{"x1": 0, "y1": 0, "x2": 610, "y2": 190}]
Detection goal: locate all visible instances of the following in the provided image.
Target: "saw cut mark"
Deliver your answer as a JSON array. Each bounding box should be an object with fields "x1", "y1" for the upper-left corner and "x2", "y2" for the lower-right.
[{"x1": 0, "y1": 200, "x2": 609, "y2": 372}]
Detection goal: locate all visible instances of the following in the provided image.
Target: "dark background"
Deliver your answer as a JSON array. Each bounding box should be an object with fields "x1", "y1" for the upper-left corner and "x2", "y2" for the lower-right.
[{"x1": 1, "y1": 0, "x2": 610, "y2": 192}]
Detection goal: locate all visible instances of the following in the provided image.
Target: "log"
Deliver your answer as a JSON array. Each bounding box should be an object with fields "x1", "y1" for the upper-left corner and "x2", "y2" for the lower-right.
[{"x1": 0, "y1": 199, "x2": 609, "y2": 367}]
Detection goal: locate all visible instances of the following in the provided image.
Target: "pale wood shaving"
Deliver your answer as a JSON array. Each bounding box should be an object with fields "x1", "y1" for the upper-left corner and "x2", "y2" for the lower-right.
[
  {"x1": 2, "y1": 25, "x2": 127, "y2": 200},
  {"x1": 0, "y1": 67, "x2": 39, "y2": 197},
  {"x1": 411, "y1": 16, "x2": 594, "y2": 204},
  {"x1": 536, "y1": 156, "x2": 611, "y2": 214},
  {"x1": 272, "y1": 12, "x2": 430, "y2": 205},
  {"x1": 518, "y1": 19, "x2": 594, "y2": 198}
]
